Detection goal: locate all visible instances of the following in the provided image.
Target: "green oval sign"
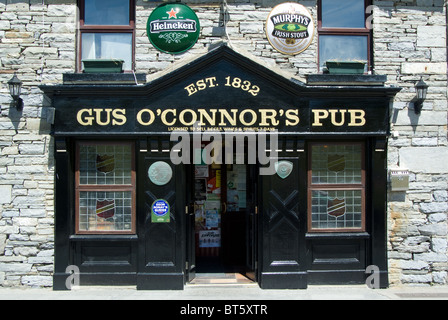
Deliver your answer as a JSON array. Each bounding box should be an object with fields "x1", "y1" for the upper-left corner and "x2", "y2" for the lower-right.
[{"x1": 147, "y1": 3, "x2": 200, "y2": 54}]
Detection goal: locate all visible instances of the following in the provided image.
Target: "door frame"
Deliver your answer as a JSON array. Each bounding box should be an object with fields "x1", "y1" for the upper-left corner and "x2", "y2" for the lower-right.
[{"x1": 184, "y1": 160, "x2": 260, "y2": 284}]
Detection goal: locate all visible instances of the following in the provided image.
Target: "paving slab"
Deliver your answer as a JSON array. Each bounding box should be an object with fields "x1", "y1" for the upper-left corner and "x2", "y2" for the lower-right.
[{"x1": 1, "y1": 284, "x2": 448, "y2": 301}]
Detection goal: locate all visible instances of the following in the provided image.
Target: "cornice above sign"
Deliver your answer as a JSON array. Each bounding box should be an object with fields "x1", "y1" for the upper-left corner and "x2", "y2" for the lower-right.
[{"x1": 40, "y1": 46, "x2": 401, "y2": 137}]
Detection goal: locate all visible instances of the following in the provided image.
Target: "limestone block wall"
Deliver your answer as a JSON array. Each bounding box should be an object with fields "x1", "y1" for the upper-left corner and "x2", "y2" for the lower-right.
[
  {"x1": 134, "y1": 0, "x2": 319, "y2": 78},
  {"x1": 0, "y1": 1, "x2": 76, "y2": 287},
  {"x1": 0, "y1": 0, "x2": 446, "y2": 287},
  {"x1": 371, "y1": 0, "x2": 448, "y2": 286}
]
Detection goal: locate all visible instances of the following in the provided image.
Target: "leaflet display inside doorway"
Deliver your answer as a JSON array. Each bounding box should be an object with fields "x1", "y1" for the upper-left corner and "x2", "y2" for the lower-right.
[{"x1": 194, "y1": 162, "x2": 222, "y2": 253}]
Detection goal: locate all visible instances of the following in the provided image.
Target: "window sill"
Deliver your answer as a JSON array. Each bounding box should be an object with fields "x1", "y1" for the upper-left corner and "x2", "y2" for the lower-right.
[
  {"x1": 63, "y1": 73, "x2": 146, "y2": 85},
  {"x1": 305, "y1": 232, "x2": 370, "y2": 239},
  {"x1": 306, "y1": 74, "x2": 386, "y2": 86},
  {"x1": 69, "y1": 234, "x2": 138, "y2": 242}
]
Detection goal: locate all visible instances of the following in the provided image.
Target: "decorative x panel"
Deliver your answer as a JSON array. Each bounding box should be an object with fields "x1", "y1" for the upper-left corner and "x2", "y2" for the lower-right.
[
  {"x1": 267, "y1": 189, "x2": 299, "y2": 228},
  {"x1": 145, "y1": 189, "x2": 176, "y2": 225}
]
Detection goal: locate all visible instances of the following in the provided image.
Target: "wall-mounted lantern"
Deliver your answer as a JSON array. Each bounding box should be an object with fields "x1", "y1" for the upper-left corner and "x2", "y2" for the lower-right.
[
  {"x1": 414, "y1": 77, "x2": 428, "y2": 114},
  {"x1": 7, "y1": 73, "x2": 23, "y2": 111}
]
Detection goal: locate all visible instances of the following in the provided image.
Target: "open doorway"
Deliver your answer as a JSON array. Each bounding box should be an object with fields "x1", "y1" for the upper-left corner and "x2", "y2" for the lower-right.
[{"x1": 187, "y1": 142, "x2": 258, "y2": 284}]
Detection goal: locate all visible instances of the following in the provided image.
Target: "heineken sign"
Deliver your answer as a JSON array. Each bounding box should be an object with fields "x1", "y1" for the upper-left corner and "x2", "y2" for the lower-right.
[
  {"x1": 147, "y1": 3, "x2": 200, "y2": 54},
  {"x1": 266, "y1": 2, "x2": 315, "y2": 55},
  {"x1": 149, "y1": 20, "x2": 197, "y2": 33}
]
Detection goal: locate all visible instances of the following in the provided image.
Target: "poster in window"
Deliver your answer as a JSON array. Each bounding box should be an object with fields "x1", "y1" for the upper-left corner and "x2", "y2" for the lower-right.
[
  {"x1": 194, "y1": 178, "x2": 207, "y2": 200},
  {"x1": 151, "y1": 199, "x2": 170, "y2": 223},
  {"x1": 195, "y1": 165, "x2": 209, "y2": 178},
  {"x1": 207, "y1": 169, "x2": 221, "y2": 194},
  {"x1": 199, "y1": 230, "x2": 221, "y2": 248},
  {"x1": 205, "y1": 210, "x2": 219, "y2": 228}
]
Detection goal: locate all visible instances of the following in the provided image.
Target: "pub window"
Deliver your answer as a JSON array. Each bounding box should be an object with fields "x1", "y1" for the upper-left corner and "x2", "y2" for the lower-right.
[
  {"x1": 308, "y1": 142, "x2": 365, "y2": 232},
  {"x1": 78, "y1": 0, "x2": 135, "y2": 72},
  {"x1": 75, "y1": 142, "x2": 136, "y2": 234},
  {"x1": 318, "y1": 0, "x2": 371, "y2": 72}
]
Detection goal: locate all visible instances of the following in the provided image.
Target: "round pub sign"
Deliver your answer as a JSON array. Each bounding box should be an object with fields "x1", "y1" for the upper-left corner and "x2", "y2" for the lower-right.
[
  {"x1": 266, "y1": 2, "x2": 315, "y2": 55},
  {"x1": 147, "y1": 3, "x2": 200, "y2": 54}
]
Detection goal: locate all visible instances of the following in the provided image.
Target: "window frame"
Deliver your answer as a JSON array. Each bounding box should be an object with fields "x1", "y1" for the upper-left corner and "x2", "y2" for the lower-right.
[
  {"x1": 317, "y1": 0, "x2": 372, "y2": 72},
  {"x1": 307, "y1": 141, "x2": 366, "y2": 233},
  {"x1": 77, "y1": 0, "x2": 136, "y2": 73},
  {"x1": 75, "y1": 141, "x2": 136, "y2": 235}
]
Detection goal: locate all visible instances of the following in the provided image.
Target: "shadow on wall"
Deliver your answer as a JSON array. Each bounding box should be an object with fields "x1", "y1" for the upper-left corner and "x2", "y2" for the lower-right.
[{"x1": 5, "y1": 92, "x2": 55, "y2": 170}]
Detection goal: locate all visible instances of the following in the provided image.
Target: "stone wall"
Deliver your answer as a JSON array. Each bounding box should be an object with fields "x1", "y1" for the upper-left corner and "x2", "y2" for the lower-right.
[
  {"x1": 372, "y1": 0, "x2": 448, "y2": 285},
  {"x1": 0, "y1": 0, "x2": 446, "y2": 287},
  {"x1": 134, "y1": 0, "x2": 319, "y2": 79},
  {"x1": 0, "y1": 1, "x2": 76, "y2": 287}
]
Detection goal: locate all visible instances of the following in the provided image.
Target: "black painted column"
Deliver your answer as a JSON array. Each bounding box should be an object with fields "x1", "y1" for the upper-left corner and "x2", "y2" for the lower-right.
[
  {"x1": 53, "y1": 138, "x2": 73, "y2": 290},
  {"x1": 136, "y1": 138, "x2": 185, "y2": 290},
  {"x1": 259, "y1": 139, "x2": 307, "y2": 289},
  {"x1": 370, "y1": 138, "x2": 389, "y2": 288}
]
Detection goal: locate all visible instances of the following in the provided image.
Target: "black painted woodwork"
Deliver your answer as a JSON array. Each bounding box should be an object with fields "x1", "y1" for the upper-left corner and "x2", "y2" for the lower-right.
[
  {"x1": 53, "y1": 138, "x2": 73, "y2": 290},
  {"x1": 259, "y1": 152, "x2": 307, "y2": 289},
  {"x1": 42, "y1": 45, "x2": 401, "y2": 290},
  {"x1": 185, "y1": 164, "x2": 196, "y2": 283},
  {"x1": 137, "y1": 140, "x2": 185, "y2": 290}
]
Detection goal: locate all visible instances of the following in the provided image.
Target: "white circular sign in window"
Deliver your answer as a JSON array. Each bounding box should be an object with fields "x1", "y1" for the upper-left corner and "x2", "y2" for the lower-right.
[
  {"x1": 148, "y1": 161, "x2": 173, "y2": 186},
  {"x1": 266, "y1": 2, "x2": 315, "y2": 55}
]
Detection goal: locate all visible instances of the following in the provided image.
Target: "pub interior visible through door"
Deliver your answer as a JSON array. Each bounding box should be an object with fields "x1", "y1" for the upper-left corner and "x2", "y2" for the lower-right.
[{"x1": 187, "y1": 142, "x2": 258, "y2": 282}]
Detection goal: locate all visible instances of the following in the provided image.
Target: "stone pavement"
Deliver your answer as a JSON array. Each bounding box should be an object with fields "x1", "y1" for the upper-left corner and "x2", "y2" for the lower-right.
[{"x1": 1, "y1": 284, "x2": 448, "y2": 300}]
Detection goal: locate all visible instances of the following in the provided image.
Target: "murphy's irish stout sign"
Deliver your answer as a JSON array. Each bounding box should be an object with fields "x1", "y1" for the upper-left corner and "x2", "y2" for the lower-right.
[
  {"x1": 147, "y1": 3, "x2": 200, "y2": 54},
  {"x1": 266, "y1": 2, "x2": 315, "y2": 55}
]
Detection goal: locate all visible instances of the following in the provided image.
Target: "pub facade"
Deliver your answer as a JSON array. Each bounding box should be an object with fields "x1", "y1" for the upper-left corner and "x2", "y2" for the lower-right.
[{"x1": 0, "y1": 0, "x2": 447, "y2": 290}]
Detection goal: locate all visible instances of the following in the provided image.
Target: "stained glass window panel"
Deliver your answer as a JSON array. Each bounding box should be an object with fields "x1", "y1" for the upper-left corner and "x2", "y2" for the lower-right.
[
  {"x1": 79, "y1": 144, "x2": 132, "y2": 185},
  {"x1": 309, "y1": 142, "x2": 365, "y2": 232},
  {"x1": 311, "y1": 144, "x2": 362, "y2": 184},
  {"x1": 78, "y1": 191, "x2": 133, "y2": 232},
  {"x1": 311, "y1": 190, "x2": 363, "y2": 230},
  {"x1": 76, "y1": 141, "x2": 135, "y2": 234}
]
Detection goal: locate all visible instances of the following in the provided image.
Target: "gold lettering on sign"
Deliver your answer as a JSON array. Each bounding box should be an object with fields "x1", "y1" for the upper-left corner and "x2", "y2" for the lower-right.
[
  {"x1": 239, "y1": 109, "x2": 257, "y2": 126},
  {"x1": 185, "y1": 77, "x2": 218, "y2": 96},
  {"x1": 74, "y1": 107, "x2": 366, "y2": 129},
  {"x1": 185, "y1": 76, "x2": 260, "y2": 97},
  {"x1": 285, "y1": 109, "x2": 300, "y2": 126},
  {"x1": 76, "y1": 108, "x2": 127, "y2": 126},
  {"x1": 94, "y1": 108, "x2": 112, "y2": 126},
  {"x1": 218, "y1": 109, "x2": 238, "y2": 126},
  {"x1": 259, "y1": 109, "x2": 279, "y2": 126},
  {"x1": 77, "y1": 108, "x2": 94, "y2": 126},
  {"x1": 348, "y1": 110, "x2": 366, "y2": 126},
  {"x1": 184, "y1": 83, "x2": 198, "y2": 96},
  {"x1": 112, "y1": 109, "x2": 127, "y2": 125},
  {"x1": 179, "y1": 109, "x2": 197, "y2": 126},
  {"x1": 160, "y1": 109, "x2": 176, "y2": 126},
  {"x1": 137, "y1": 109, "x2": 155, "y2": 126},
  {"x1": 329, "y1": 109, "x2": 346, "y2": 126},
  {"x1": 312, "y1": 109, "x2": 329, "y2": 126},
  {"x1": 312, "y1": 109, "x2": 366, "y2": 127},
  {"x1": 198, "y1": 109, "x2": 217, "y2": 126}
]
